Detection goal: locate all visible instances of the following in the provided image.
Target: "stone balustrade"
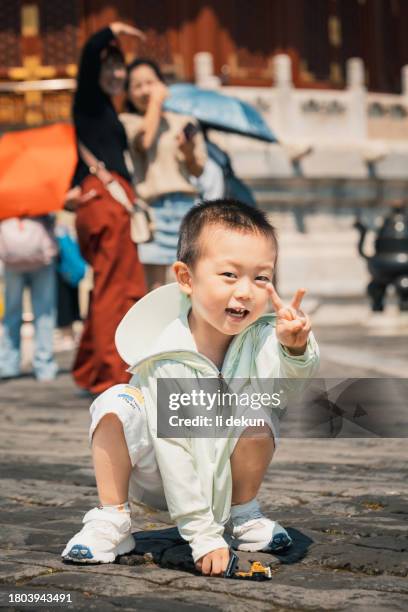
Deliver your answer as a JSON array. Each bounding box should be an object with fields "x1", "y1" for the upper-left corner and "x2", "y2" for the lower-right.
[{"x1": 194, "y1": 53, "x2": 408, "y2": 181}]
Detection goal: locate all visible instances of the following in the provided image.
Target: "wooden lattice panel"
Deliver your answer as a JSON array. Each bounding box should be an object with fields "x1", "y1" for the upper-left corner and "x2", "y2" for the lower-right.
[
  {"x1": 0, "y1": 93, "x2": 25, "y2": 126},
  {"x1": 223, "y1": 0, "x2": 275, "y2": 82},
  {"x1": 136, "y1": 30, "x2": 173, "y2": 66},
  {"x1": 0, "y1": 1, "x2": 21, "y2": 68},
  {"x1": 122, "y1": 0, "x2": 175, "y2": 73},
  {"x1": 42, "y1": 91, "x2": 73, "y2": 122},
  {"x1": 41, "y1": 0, "x2": 79, "y2": 66}
]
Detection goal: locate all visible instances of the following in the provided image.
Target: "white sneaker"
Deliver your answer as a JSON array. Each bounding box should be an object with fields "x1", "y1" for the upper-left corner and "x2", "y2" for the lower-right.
[
  {"x1": 226, "y1": 499, "x2": 292, "y2": 553},
  {"x1": 61, "y1": 507, "x2": 135, "y2": 563}
]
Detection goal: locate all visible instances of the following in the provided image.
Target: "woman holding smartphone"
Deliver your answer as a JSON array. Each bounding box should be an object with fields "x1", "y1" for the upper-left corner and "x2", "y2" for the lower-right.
[{"x1": 120, "y1": 59, "x2": 206, "y2": 289}]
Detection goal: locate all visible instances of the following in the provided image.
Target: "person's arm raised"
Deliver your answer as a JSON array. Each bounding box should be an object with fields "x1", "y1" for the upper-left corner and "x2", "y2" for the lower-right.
[
  {"x1": 263, "y1": 282, "x2": 319, "y2": 405},
  {"x1": 267, "y1": 284, "x2": 311, "y2": 355},
  {"x1": 75, "y1": 23, "x2": 144, "y2": 109},
  {"x1": 109, "y1": 22, "x2": 145, "y2": 39},
  {"x1": 136, "y1": 82, "x2": 169, "y2": 151},
  {"x1": 75, "y1": 28, "x2": 115, "y2": 107},
  {"x1": 176, "y1": 126, "x2": 207, "y2": 177}
]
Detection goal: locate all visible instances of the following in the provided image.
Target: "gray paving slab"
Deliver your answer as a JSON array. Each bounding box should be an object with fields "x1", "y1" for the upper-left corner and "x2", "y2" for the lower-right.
[{"x1": 0, "y1": 318, "x2": 407, "y2": 611}]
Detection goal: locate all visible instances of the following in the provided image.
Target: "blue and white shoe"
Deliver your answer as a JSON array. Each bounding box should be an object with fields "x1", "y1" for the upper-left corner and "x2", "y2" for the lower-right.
[
  {"x1": 226, "y1": 499, "x2": 292, "y2": 553},
  {"x1": 61, "y1": 507, "x2": 135, "y2": 563}
]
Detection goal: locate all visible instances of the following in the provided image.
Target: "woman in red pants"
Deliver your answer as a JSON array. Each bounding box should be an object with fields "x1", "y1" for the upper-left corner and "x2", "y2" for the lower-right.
[{"x1": 67, "y1": 22, "x2": 147, "y2": 395}]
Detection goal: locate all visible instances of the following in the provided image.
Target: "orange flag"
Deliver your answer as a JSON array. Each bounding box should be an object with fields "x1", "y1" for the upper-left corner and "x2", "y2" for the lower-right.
[{"x1": 0, "y1": 123, "x2": 77, "y2": 220}]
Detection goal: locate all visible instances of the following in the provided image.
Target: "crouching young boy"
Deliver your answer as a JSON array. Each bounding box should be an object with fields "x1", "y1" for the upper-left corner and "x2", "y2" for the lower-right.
[{"x1": 62, "y1": 199, "x2": 319, "y2": 575}]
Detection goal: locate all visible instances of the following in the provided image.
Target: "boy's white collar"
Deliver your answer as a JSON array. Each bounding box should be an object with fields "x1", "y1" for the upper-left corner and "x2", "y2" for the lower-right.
[
  {"x1": 116, "y1": 282, "x2": 276, "y2": 369},
  {"x1": 115, "y1": 283, "x2": 189, "y2": 366}
]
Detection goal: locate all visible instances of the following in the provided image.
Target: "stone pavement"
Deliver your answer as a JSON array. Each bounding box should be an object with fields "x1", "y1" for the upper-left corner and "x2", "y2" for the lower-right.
[{"x1": 0, "y1": 308, "x2": 407, "y2": 611}]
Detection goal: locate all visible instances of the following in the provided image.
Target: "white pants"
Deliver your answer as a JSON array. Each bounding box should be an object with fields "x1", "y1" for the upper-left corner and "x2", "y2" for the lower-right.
[
  {"x1": 89, "y1": 383, "x2": 278, "y2": 511},
  {"x1": 89, "y1": 384, "x2": 167, "y2": 510}
]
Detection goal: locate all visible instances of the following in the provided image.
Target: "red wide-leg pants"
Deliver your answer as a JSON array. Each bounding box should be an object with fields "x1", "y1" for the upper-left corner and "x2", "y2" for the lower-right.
[{"x1": 73, "y1": 174, "x2": 146, "y2": 395}]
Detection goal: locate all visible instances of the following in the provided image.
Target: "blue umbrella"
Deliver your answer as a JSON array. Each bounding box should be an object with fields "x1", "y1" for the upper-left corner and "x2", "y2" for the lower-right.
[{"x1": 163, "y1": 83, "x2": 277, "y2": 143}]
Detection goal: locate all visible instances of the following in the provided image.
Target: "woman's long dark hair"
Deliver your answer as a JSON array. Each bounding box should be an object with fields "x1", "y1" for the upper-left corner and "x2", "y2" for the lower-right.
[{"x1": 124, "y1": 58, "x2": 165, "y2": 114}]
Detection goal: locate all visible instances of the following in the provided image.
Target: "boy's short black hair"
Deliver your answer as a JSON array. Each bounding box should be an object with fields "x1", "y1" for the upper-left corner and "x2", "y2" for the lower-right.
[{"x1": 177, "y1": 199, "x2": 278, "y2": 267}]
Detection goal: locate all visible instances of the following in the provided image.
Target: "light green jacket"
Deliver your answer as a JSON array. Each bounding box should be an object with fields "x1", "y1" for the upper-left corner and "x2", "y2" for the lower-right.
[{"x1": 128, "y1": 295, "x2": 319, "y2": 562}]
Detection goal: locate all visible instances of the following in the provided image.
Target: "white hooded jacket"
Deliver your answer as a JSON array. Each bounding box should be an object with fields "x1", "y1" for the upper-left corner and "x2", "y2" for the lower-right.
[{"x1": 116, "y1": 284, "x2": 320, "y2": 562}]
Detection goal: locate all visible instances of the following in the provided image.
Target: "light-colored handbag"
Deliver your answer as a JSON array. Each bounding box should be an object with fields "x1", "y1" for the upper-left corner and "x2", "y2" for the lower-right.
[
  {"x1": 78, "y1": 142, "x2": 155, "y2": 244},
  {"x1": 0, "y1": 216, "x2": 57, "y2": 271}
]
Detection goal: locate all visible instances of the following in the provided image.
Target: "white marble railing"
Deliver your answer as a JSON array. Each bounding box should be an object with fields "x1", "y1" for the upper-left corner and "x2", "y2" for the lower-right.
[
  {"x1": 366, "y1": 92, "x2": 408, "y2": 141},
  {"x1": 194, "y1": 52, "x2": 408, "y2": 179}
]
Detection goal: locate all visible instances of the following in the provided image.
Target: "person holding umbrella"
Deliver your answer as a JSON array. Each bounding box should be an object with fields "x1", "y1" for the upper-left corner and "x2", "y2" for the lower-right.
[
  {"x1": 120, "y1": 59, "x2": 207, "y2": 290},
  {"x1": 163, "y1": 83, "x2": 277, "y2": 208},
  {"x1": 67, "y1": 22, "x2": 147, "y2": 396}
]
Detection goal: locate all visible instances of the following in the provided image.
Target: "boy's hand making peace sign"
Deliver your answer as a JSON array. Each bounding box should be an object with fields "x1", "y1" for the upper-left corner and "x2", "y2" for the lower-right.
[{"x1": 267, "y1": 284, "x2": 311, "y2": 356}]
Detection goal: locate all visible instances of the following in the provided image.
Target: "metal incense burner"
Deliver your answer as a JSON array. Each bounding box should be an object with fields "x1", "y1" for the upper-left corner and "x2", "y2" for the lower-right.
[{"x1": 355, "y1": 202, "x2": 408, "y2": 311}]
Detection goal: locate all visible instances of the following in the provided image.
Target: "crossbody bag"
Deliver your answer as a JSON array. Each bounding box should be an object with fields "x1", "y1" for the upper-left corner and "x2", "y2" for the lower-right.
[{"x1": 78, "y1": 141, "x2": 155, "y2": 244}]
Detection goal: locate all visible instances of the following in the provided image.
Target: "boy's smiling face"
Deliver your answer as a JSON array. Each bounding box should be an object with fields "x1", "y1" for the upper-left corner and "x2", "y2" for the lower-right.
[{"x1": 175, "y1": 225, "x2": 277, "y2": 340}]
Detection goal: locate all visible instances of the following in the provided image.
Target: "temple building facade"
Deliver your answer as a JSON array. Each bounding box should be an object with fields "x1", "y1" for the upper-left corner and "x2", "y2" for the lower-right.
[
  {"x1": 1, "y1": 1, "x2": 408, "y2": 299},
  {"x1": 1, "y1": 0, "x2": 408, "y2": 128}
]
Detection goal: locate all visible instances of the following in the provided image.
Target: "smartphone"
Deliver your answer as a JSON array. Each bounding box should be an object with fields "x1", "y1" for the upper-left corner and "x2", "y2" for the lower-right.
[{"x1": 183, "y1": 121, "x2": 199, "y2": 141}]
